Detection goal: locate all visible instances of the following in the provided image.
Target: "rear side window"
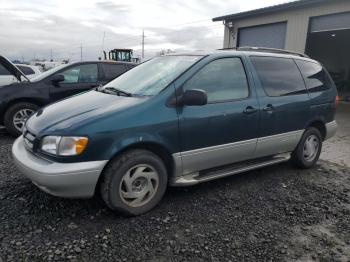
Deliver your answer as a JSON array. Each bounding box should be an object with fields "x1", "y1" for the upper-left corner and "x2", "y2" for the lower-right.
[
  {"x1": 0, "y1": 64, "x2": 10, "y2": 76},
  {"x1": 102, "y1": 64, "x2": 128, "y2": 81},
  {"x1": 295, "y1": 60, "x2": 332, "y2": 92},
  {"x1": 183, "y1": 58, "x2": 249, "y2": 102},
  {"x1": 17, "y1": 65, "x2": 35, "y2": 75},
  {"x1": 251, "y1": 56, "x2": 306, "y2": 96}
]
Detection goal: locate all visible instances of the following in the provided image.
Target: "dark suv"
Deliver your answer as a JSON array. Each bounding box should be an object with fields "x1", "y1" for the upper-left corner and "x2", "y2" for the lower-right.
[
  {"x1": 12, "y1": 49, "x2": 338, "y2": 216},
  {"x1": 0, "y1": 56, "x2": 136, "y2": 136}
]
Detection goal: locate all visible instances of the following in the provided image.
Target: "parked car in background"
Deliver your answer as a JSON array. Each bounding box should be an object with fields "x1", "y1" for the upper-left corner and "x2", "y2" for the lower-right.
[
  {"x1": 0, "y1": 55, "x2": 137, "y2": 136},
  {"x1": 0, "y1": 63, "x2": 42, "y2": 87},
  {"x1": 15, "y1": 64, "x2": 42, "y2": 78},
  {"x1": 12, "y1": 50, "x2": 338, "y2": 216}
]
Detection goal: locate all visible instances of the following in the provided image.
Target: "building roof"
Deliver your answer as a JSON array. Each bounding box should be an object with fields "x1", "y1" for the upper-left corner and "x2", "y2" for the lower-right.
[{"x1": 212, "y1": 0, "x2": 333, "y2": 22}]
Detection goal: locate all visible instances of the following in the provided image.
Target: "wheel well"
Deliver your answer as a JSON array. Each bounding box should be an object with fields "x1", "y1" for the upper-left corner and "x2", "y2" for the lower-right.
[
  {"x1": 1, "y1": 98, "x2": 43, "y2": 126},
  {"x1": 308, "y1": 121, "x2": 326, "y2": 140},
  {"x1": 5, "y1": 98, "x2": 43, "y2": 110},
  {"x1": 94, "y1": 142, "x2": 175, "y2": 195}
]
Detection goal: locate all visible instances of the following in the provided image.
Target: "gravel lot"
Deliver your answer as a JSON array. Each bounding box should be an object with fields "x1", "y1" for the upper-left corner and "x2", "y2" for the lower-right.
[{"x1": 1, "y1": 105, "x2": 350, "y2": 261}]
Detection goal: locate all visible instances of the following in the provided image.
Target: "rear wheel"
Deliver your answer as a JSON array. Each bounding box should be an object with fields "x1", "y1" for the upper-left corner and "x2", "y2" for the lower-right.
[
  {"x1": 4, "y1": 102, "x2": 38, "y2": 137},
  {"x1": 291, "y1": 127, "x2": 322, "y2": 169},
  {"x1": 100, "y1": 149, "x2": 168, "y2": 216}
]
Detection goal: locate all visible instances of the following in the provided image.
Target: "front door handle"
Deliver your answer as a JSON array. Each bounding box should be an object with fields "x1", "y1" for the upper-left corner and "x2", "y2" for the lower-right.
[
  {"x1": 243, "y1": 106, "x2": 258, "y2": 114},
  {"x1": 263, "y1": 104, "x2": 274, "y2": 112}
]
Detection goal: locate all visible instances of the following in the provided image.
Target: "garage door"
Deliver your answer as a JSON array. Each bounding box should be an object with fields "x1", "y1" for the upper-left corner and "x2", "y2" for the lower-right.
[
  {"x1": 238, "y1": 22, "x2": 287, "y2": 49},
  {"x1": 310, "y1": 12, "x2": 350, "y2": 33}
]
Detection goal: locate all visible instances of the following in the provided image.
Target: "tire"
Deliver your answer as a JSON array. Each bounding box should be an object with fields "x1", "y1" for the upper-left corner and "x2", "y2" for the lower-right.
[
  {"x1": 4, "y1": 102, "x2": 38, "y2": 137},
  {"x1": 291, "y1": 127, "x2": 322, "y2": 169},
  {"x1": 100, "y1": 149, "x2": 168, "y2": 216}
]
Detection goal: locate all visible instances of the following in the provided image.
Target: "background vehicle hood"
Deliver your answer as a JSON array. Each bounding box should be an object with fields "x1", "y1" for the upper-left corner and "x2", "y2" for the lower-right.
[
  {"x1": 0, "y1": 55, "x2": 30, "y2": 82},
  {"x1": 26, "y1": 90, "x2": 146, "y2": 134}
]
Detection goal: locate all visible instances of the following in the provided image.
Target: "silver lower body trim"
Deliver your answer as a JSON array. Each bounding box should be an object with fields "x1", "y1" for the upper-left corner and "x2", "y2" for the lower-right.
[
  {"x1": 325, "y1": 120, "x2": 337, "y2": 140},
  {"x1": 172, "y1": 130, "x2": 304, "y2": 182},
  {"x1": 173, "y1": 139, "x2": 257, "y2": 176},
  {"x1": 173, "y1": 130, "x2": 304, "y2": 177},
  {"x1": 254, "y1": 130, "x2": 303, "y2": 158},
  {"x1": 172, "y1": 153, "x2": 291, "y2": 186},
  {"x1": 12, "y1": 136, "x2": 108, "y2": 198}
]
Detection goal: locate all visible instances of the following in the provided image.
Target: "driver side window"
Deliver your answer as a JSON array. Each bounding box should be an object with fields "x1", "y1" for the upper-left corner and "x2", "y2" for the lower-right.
[
  {"x1": 183, "y1": 58, "x2": 249, "y2": 103},
  {"x1": 58, "y1": 64, "x2": 98, "y2": 84}
]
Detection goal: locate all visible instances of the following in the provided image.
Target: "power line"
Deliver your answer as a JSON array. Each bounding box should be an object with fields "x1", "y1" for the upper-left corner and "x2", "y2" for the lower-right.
[
  {"x1": 31, "y1": 17, "x2": 225, "y2": 61},
  {"x1": 163, "y1": 19, "x2": 212, "y2": 28}
]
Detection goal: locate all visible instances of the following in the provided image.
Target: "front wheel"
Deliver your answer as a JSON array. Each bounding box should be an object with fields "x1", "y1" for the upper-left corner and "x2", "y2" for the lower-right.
[
  {"x1": 100, "y1": 149, "x2": 168, "y2": 216},
  {"x1": 291, "y1": 127, "x2": 322, "y2": 169},
  {"x1": 4, "y1": 102, "x2": 38, "y2": 137}
]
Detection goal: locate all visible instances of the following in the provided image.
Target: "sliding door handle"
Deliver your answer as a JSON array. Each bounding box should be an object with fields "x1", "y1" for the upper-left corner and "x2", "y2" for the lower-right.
[
  {"x1": 243, "y1": 106, "x2": 258, "y2": 114},
  {"x1": 263, "y1": 104, "x2": 274, "y2": 112}
]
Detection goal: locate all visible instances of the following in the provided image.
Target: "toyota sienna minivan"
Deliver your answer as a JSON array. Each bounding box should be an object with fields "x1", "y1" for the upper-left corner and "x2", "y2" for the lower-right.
[{"x1": 12, "y1": 48, "x2": 338, "y2": 216}]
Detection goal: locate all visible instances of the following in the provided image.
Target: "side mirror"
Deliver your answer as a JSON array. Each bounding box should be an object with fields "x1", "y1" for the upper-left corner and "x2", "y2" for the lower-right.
[
  {"x1": 181, "y1": 89, "x2": 207, "y2": 106},
  {"x1": 51, "y1": 74, "x2": 65, "y2": 85}
]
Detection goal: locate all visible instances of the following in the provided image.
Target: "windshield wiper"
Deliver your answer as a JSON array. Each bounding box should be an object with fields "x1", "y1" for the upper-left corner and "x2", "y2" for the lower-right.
[{"x1": 101, "y1": 87, "x2": 132, "y2": 97}]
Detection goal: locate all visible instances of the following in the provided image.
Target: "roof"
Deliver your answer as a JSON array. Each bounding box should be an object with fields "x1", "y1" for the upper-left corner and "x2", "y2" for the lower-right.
[
  {"x1": 68, "y1": 60, "x2": 138, "y2": 66},
  {"x1": 165, "y1": 49, "x2": 316, "y2": 62},
  {"x1": 212, "y1": 0, "x2": 333, "y2": 22}
]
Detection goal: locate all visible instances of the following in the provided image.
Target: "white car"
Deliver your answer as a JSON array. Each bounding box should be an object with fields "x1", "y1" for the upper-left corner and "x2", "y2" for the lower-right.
[{"x1": 0, "y1": 62, "x2": 41, "y2": 87}]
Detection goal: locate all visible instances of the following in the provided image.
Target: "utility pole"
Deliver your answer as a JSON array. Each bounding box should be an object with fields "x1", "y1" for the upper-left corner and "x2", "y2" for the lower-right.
[
  {"x1": 80, "y1": 42, "x2": 83, "y2": 62},
  {"x1": 50, "y1": 49, "x2": 53, "y2": 62},
  {"x1": 141, "y1": 30, "x2": 145, "y2": 60},
  {"x1": 100, "y1": 31, "x2": 106, "y2": 60}
]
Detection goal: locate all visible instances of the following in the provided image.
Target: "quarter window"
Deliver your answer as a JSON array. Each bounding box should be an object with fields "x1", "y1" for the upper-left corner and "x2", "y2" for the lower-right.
[
  {"x1": 251, "y1": 56, "x2": 306, "y2": 96},
  {"x1": 17, "y1": 65, "x2": 35, "y2": 75},
  {"x1": 183, "y1": 58, "x2": 249, "y2": 102},
  {"x1": 295, "y1": 60, "x2": 332, "y2": 92},
  {"x1": 58, "y1": 64, "x2": 98, "y2": 84},
  {"x1": 102, "y1": 64, "x2": 128, "y2": 81},
  {"x1": 0, "y1": 64, "x2": 10, "y2": 76}
]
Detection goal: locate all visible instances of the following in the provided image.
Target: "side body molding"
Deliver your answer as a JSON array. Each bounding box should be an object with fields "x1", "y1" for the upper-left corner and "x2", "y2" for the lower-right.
[
  {"x1": 172, "y1": 130, "x2": 305, "y2": 178},
  {"x1": 173, "y1": 139, "x2": 257, "y2": 176}
]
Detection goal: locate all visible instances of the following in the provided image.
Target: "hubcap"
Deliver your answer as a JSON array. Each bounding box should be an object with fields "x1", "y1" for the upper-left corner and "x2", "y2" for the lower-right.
[
  {"x1": 303, "y1": 134, "x2": 319, "y2": 162},
  {"x1": 13, "y1": 109, "x2": 35, "y2": 132},
  {"x1": 119, "y1": 164, "x2": 159, "y2": 207}
]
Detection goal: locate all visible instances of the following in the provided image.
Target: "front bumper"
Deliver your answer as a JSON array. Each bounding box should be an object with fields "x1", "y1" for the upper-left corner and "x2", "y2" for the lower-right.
[
  {"x1": 12, "y1": 136, "x2": 108, "y2": 198},
  {"x1": 325, "y1": 120, "x2": 337, "y2": 140}
]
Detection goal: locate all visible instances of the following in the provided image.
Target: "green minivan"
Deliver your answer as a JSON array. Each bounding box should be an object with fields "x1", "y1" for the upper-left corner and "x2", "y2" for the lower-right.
[{"x1": 12, "y1": 49, "x2": 338, "y2": 215}]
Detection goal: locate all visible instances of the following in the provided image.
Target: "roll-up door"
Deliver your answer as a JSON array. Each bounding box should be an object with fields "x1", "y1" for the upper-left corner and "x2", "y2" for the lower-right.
[
  {"x1": 310, "y1": 12, "x2": 350, "y2": 33},
  {"x1": 238, "y1": 22, "x2": 287, "y2": 49}
]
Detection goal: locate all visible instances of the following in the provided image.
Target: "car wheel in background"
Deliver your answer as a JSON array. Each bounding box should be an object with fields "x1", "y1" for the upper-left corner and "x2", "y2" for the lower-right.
[
  {"x1": 100, "y1": 149, "x2": 168, "y2": 216},
  {"x1": 4, "y1": 102, "x2": 38, "y2": 137},
  {"x1": 291, "y1": 127, "x2": 322, "y2": 169}
]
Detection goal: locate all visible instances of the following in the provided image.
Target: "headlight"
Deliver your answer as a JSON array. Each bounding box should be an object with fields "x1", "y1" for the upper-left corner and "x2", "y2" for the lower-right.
[{"x1": 41, "y1": 136, "x2": 88, "y2": 156}]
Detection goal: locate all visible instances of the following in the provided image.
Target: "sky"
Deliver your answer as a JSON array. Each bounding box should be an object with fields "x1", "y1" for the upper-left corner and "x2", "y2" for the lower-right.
[{"x1": 0, "y1": 0, "x2": 292, "y2": 62}]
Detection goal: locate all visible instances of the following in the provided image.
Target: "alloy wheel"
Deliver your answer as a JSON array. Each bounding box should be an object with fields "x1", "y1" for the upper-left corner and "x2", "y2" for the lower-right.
[{"x1": 12, "y1": 109, "x2": 35, "y2": 132}]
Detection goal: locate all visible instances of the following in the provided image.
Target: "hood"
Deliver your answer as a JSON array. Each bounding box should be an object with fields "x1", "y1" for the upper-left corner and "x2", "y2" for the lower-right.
[
  {"x1": 26, "y1": 90, "x2": 146, "y2": 134},
  {"x1": 0, "y1": 55, "x2": 30, "y2": 83}
]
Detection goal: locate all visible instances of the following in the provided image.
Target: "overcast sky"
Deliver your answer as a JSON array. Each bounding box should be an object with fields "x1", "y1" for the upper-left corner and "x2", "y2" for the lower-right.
[{"x1": 0, "y1": 0, "x2": 291, "y2": 62}]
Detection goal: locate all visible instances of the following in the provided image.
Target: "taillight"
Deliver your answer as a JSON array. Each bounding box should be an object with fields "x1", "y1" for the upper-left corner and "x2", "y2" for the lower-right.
[{"x1": 335, "y1": 95, "x2": 340, "y2": 107}]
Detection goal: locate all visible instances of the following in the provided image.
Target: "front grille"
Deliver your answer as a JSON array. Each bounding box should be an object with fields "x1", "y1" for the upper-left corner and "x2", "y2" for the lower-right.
[{"x1": 23, "y1": 130, "x2": 36, "y2": 150}]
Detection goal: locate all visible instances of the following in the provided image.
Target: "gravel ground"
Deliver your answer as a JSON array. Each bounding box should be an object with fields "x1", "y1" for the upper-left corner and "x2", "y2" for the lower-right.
[
  {"x1": 1, "y1": 106, "x2": 350, "y2": 262},
  {"x1": 322, "y1": 103, "x2": 350, "y2": 167}
]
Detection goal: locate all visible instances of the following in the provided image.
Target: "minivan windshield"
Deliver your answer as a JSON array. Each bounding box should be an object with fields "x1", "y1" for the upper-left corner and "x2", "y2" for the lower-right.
[
  {"x1": 30, "y1": 64, "x2": 68, "y2": 82},
  {"x1": 102, "y1": 55, "x2": 202, "y2": 96}
]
